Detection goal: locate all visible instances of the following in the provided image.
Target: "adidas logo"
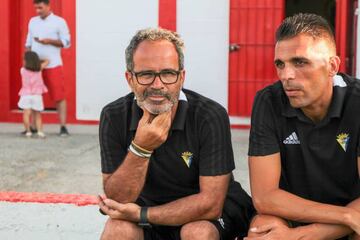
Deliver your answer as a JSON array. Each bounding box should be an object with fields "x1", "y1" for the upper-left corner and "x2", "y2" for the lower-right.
[{"x1": 283, "y1": 132, "x2": 300, "y2": 144}]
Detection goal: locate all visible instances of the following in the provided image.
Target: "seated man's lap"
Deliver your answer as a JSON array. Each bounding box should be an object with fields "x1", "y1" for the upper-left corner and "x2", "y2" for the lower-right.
[{"x1": 136, "y1": 196, "x2": 249, "y2": 240}]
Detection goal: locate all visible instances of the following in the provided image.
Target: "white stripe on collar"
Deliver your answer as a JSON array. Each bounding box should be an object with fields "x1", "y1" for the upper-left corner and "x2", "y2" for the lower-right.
[
  {"x1": 179, "y1": 90, "x2": 187, "y2": 101},
  {"x1": 333, "y1": 75, "x2": 347, "y2": 87},
  {"x1": 134, "y1": 90, "x2": 188, "y2": 101}
]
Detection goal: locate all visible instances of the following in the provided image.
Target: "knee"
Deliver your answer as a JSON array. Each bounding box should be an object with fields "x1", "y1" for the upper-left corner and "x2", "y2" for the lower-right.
[
  {"x1": 101, "y1": 218, "x2": 142, "y2": 240},
  {"x1": 180, "y1": 221, "x2": 219, "y2": 240},
  {"x1": 248, "y1": 214, "x2": 288, "y2": 237}
]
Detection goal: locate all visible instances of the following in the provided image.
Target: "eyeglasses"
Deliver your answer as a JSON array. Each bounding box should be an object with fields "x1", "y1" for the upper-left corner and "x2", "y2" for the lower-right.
[{"x1": 131, "y1": 69, "x2": 182, "y2": 85}]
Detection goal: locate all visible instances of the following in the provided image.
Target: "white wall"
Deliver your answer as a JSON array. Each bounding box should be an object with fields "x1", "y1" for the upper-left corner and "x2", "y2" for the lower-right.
[
  {"x1": 76, "y1": 0, "x2": 230, "y2": 120},
  {"x1": 76, "y1": 0, "x2": 158, "y2": 120},
  {"x1": 357, "y1": 3, "x2": 360, "y2": 79},
  {"x1": 177, "y1": 0, "x2": 229, "y2": 109}
]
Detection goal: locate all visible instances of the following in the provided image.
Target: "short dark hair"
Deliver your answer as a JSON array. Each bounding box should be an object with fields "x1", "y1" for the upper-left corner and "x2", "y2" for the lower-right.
[
  {"x1": 24, "y1": 51, "x2": 41, "y2": 72},
  {"x1": 276, "y1": 13, "x2": 335, "y2": 49},
  {"x1": 33, "y1": 0, "x2": 49, "y2": 5}
]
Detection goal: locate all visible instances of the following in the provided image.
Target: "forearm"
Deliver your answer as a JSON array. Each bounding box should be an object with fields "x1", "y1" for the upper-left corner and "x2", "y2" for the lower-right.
[
  {"x1": 148, "y1": 193, "x2": 223, "y2": 226},
  {"x1": 104, "y1": 152, "x2": 149, "y2": 203},
  {"x1": 294, "y1": 197, "x2": 360, "y2": 240},
  {"x1": 255, "y1": 189, "x2": 356, "y2": 226},
  {"x1": 47, "y1": 39, "x2": 64, "y2": 48}
]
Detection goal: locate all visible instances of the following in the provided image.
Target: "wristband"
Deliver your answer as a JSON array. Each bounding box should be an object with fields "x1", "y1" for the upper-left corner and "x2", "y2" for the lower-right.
[
  {"x1": 131, "y1": 141, "x2": 153, "y2": 154},
  {"x1": 129, "y1": 144, "x2": 152, "y2": 158},
  {"x1": 138, "y1": 207, "x2": 152, "y2": 228}
]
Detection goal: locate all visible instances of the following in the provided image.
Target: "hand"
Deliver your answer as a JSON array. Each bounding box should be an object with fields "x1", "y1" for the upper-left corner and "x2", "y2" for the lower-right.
[
  {"x1": 133, "y1": 109, "x2": 172, "y2": 151},
  {"x1": 245, "y1": 222, "x2": 300, "y2": 240},
  {"x1": 98, "y1": 195, "x2": 141, "y2": 222},
  {"x1": 346, "y1": 209, "x2": 360, "y2": 235},
  {"x1": 34, "y1": 37, "x2": 52, "y2": 45}
]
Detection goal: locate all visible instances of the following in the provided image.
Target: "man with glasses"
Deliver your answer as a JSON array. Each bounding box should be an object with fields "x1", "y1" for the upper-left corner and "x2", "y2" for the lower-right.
[{"x1": 98, "y1": 28, "x2": 254, "y2": 240}]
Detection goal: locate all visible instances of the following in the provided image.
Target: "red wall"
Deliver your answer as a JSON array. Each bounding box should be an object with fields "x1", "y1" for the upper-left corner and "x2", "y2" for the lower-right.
[
  {"x1": 0, "y1": 0, "x2": 11, "y2": 122},
  {"x1": 159, "y1": 0, "x2": 177, "y2": 31}
]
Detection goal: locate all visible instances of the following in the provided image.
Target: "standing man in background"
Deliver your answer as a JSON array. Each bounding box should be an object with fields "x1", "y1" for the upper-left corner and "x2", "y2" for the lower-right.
[{"x1": 25, "y1": 0, "x2": 71, "y2": 136}]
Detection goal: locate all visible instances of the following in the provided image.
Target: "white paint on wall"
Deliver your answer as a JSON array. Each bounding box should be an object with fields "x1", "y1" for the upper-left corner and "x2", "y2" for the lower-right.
[
  {"x1": 177, "y1": 0, "x2": 229, "y2": 109},
  {"x1": 76, "y1": 0, "x2": 158, "y2": 120}
]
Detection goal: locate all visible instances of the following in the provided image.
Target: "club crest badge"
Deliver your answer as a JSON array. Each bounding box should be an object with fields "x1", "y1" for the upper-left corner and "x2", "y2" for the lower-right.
[
  {"x1": 181, "y1": 151, "x2": 193, "y2": 168},
  {"x1": 336, "y1": 133, "x2": 350, "y2": 152}
]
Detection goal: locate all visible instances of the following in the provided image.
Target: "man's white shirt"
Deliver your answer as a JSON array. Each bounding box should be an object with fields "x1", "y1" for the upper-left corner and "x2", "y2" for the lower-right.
[{"x1": 25, "y1": 13, "x2": 70, "y2": 69}]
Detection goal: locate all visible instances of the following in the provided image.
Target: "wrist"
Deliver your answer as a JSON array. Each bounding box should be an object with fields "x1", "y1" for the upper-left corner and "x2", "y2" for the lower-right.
[
  {"x1": 293, "y1": 224, "x2": 326, "y2": 240},
  {"x1": 132, "y1": 139, "x2": 154, "y2": 152},
  {"x1": 129, "y1": 141, "x2": 153, "y2": 158},
  {"x1": 342, "y1": 208, "x2": 355, "y2": 228},
  {"x1": 138, "y1": 207, "x2": 152, "y2": 228}
]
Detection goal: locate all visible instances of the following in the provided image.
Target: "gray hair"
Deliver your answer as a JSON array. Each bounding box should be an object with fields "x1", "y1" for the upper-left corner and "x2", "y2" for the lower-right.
[
  {"x1": 276, "y1": 13, "x2": 335, "y2": 49},
  {"x1": 125, "y1": 28, "x2": 185, "y2": 71}
]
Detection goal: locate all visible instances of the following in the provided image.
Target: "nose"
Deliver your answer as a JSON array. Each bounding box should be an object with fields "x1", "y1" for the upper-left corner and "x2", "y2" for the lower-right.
[
  {"x1": 279, "y1": 65, "x2": 295, "y2": 81},
  {"x1": 150, "y1": 75, "x2": 165, "y2": 89}
]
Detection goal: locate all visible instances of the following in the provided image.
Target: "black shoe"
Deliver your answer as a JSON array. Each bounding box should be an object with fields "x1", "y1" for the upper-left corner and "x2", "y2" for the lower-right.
[
  {"x1": 21, "y1": 126, "x2": 37, "y2": 135},
  {"x1": 59, "y1": 126, "x2": 69, "y2": 137}
]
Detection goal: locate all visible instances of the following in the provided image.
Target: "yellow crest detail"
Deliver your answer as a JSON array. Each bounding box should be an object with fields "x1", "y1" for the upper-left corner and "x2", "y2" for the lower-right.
[
  {"x1": 336, "y1": 133, "x2": 350, "y2": 151},
  {"x1": 181, "y1": 151, "x2": 193, "y2": 168}
]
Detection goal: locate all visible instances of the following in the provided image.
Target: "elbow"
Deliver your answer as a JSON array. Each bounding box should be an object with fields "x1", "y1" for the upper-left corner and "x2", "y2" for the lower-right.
[
  {"x1": 60, "y1": 39, "x2": 71, "y2": 49},
  {"x1": 103, "y1": 183, "x2": 137, "y2": 204},
  {"x1": 204, "y1": 200, "x2": 224, "y2": 220},
  {"x1": 209, "y1": 206, "x2": 222, "y2": 220},
  {"x1": 252, "y1": 195, "x2": 271, "y2": 214}
]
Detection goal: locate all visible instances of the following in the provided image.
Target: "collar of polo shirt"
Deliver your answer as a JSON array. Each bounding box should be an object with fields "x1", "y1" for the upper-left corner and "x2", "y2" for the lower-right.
[
  {"x1": 40, "y1": 12, "x2": 54, "y2": 21},
  {"x1": 281, "y1": 74, "x2": 347, "y2": 124},
  {"x1": 130, "y1": 90, "x2": 188, "y2": 131}
]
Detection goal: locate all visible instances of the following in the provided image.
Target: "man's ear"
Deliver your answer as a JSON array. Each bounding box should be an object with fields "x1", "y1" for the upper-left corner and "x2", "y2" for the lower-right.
[
  {"x1": 125, "y1": 71, "x2": 134, "y2": 90},
  {"x1": 329, "y1": 56, "x2": 341, "y2": 77},
  {"x1": 179, "y1": 70, "x2": 185, "y2": 88}
]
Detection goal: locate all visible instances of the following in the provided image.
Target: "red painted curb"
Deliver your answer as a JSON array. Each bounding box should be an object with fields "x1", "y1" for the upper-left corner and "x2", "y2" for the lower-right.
[{"x1": 0, "y1": 192, "x2": 98, "y2": 206}]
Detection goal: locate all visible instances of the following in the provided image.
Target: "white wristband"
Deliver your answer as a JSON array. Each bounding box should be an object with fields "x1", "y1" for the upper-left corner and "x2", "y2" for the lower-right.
[{"x1": 129, "y1": 144, "x2": 151, "y2": 158}]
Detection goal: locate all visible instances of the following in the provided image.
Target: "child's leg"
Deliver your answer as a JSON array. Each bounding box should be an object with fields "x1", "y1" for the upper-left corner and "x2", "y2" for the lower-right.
[
  {"x1": 23, "y1": 109, "x2": 32, "y2": 132},
  {"x1": 34, "y1": 111, "x2": 43, "y2": 133},
  {"x1": 31, "y1": 111, "x2": 37, "y2": 130}
]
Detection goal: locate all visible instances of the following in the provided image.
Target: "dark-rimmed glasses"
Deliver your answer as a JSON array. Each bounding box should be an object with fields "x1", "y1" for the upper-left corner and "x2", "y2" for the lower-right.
[{"x1": 131, "y1": 69, "x2": 182, "y2": 85}]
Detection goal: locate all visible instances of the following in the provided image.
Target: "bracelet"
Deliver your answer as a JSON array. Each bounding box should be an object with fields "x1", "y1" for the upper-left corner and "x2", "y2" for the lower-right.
[
  {"x1": 129, "y1": 144, "x2": 152, "y2": 158},
  {"x1": 131, "y1": 141, "x2": 153, "y2": 154},
  {"x1": 138, "y1": 207, "x2": 152, "y2": 228}
]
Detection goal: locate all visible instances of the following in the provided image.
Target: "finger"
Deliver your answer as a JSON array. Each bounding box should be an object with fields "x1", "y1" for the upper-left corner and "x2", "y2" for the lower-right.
[
  {"x1": 103, "y1": 198, "x2": 124, "y2": 211},
  {"x1": 152, "y1": 110, "x2": 171, "y2": 127},
  {"x1": 250, "y1": 223, "x2": 275, "y2": 233},
  {"x1": 97, "y1": 195, "x2": 107, "y2": 215},
  {"x1": 98, "y1": 197, "x2": 112, "y2": 215},
  {"x1": 244, "y1": 236, "x2": 266, "y2": 240},
  {"x1": 139, "y1": 108, "x2": 153, "y2": 124}
]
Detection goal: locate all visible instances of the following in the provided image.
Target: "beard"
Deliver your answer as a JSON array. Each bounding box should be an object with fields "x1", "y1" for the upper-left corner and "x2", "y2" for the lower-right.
[{"x1": 135, "y1": 89, "x2": 179, "y2": 114}]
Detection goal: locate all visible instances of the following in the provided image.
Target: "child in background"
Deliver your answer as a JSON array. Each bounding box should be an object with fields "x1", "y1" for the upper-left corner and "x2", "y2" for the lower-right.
[{"x1": 18, "y1": 51, "x2": 49, "y2": 138}]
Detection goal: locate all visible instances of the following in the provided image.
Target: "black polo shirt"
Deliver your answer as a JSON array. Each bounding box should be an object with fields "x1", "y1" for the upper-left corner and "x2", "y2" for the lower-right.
[
  {"x1": 249, "y1": 73, "x2": 360, "y2": 207},
  {"x1": 99, "y1": 88, "x2": 252, "y2": 212}
]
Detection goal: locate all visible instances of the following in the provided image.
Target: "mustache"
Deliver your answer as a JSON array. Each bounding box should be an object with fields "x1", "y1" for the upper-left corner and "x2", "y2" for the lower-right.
[
  {"x1": 143, "y1": 89, "x2": 171, "y2": 100},
  {"x1": 282, "y1": 82, "x2": 303, "y2": 91}
]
